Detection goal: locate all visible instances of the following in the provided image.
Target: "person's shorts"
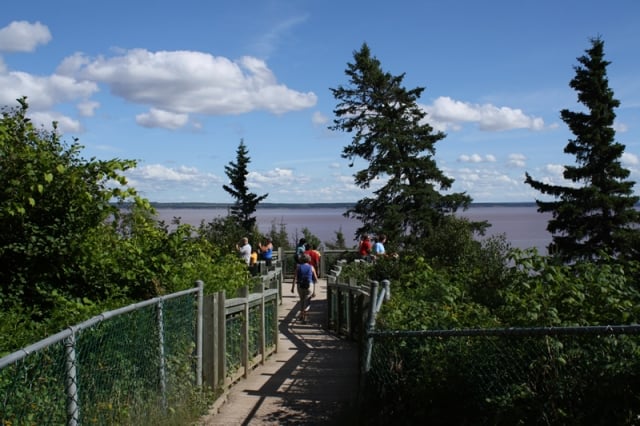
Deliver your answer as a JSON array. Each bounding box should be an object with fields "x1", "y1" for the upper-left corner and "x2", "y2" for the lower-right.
[{"x1": 297, "y1": 284, "x2": 314, "y2": 306}]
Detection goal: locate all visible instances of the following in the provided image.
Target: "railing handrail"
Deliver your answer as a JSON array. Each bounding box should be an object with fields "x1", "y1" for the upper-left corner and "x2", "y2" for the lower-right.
[{"x1": 368, "y1": 324, "x2": 640, "y2": 338}]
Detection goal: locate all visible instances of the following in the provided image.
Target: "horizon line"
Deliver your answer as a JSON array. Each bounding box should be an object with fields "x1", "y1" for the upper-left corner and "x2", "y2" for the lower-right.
[{"x1": 139, "y1": 201, "x2": 540, "y2": 208}]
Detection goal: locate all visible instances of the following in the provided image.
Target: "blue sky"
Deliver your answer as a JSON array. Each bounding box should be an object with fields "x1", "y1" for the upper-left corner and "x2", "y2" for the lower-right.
[{"x1": 1, "y1": 1, "x2": 639, "y2": 204}]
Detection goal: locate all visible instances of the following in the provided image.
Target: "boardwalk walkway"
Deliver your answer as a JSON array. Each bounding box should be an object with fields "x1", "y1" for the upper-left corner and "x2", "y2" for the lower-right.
[{"x1": 199, "y1": 278, "x2": 360, "y2": 425}]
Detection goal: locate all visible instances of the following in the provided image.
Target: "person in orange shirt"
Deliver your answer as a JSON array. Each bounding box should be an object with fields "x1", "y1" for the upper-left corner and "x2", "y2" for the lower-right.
[{"x1": 304, "y1": 243, "x2": 320, "y2": 277}]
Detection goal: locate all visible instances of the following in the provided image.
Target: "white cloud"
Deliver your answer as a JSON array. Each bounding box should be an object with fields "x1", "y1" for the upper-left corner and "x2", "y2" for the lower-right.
[
  {"x1": 458, "y1": 153, "x2": 496, "y2": 163},
  {"x1": 312, "y1": 111, "x2": 328, "y2": 125},
  {"x1": 78, "y1": 100, "x2": 100, "y2": 117},
  {"x1": 622, "y1": 152, "x2": 639, "y2": 166},
  {"x1": 2, "y1": 43, "x2": 318, "y2": 133},
  {"x1": 545, "y1": 164, "x2": 565, "y2": 176},
  {"x1": 0, "y1": 21, "x2": 51, "y2": 52},
  {"x1": 251, "y1": 14, "x2": 309, "y2": 58},
  {"x1": 451, "y1": 166, "x2": 522, "y2": 200},
  {"x1": 507, "y1": 153, "x2": 526, "y2": 167},
  {"x1": 248, "y1": 168, "x2": 296, "y2": 187},
  {"x1": 615, "y1": 122, "x2": 629, "y2": 133},
  {"x1": 423, "y1": 96, "x2": 545, "y2": 132},
  {"x1": 125, "y1": 164, "x2": 223, "y2": 198},
  {"x1": 28, "y1": 110, "x2": 82, "y2": 133},
  {"x1": 0, "y1": 71, "x2": 98, "y2": 110},
  {"x1": 136, "y1": 108, "x2": 189, "y2": 130},
  {"x1": 64, "y1": 49, "x2": 317, "y2": 122}
]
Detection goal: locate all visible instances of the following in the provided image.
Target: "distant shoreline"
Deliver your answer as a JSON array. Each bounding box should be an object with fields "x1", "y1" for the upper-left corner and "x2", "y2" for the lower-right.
[{"x1": 145, "y1": 201, "x2": 538, "y2": 209}]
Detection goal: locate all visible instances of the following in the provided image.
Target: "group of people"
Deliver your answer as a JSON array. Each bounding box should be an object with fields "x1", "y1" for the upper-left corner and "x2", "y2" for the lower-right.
[
  {"x1": 238, "y1": 234, "x2": 392, "y2": 323},
  {"x1": 358, "y1": 233, "x2": 389, "y2": 262},
  {"x1": 236, "y1": 237, "x2": 274, "y2": 275}
]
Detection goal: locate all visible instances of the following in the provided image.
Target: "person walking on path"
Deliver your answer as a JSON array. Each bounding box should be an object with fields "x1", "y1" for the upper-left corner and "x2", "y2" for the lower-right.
[
  {"x1": 304, "y1": 243, "x2": 320, "y2": 276},
  {"x1": 291, "y1": 254, "x2": 317, "y2": 323},
  {"x1": 294, "y1": 238, "x2": 306, "y2": 263}
]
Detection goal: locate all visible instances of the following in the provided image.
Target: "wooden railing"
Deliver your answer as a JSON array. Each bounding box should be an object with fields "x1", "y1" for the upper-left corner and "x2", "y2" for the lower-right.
[{"x1": 202, "y1": 263, "x2": 283, "y2": 398}]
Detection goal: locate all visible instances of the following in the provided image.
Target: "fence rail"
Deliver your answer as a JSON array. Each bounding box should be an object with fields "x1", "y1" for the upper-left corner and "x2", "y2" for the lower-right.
[{"x1": 1, "y1": 265, "x2": 283, "y2": 426}]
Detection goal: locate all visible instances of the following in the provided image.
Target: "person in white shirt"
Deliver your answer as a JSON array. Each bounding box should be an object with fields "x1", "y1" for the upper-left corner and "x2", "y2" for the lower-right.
[{"x1": 237, "y1": 237, "x2": 252, "y2": 265}]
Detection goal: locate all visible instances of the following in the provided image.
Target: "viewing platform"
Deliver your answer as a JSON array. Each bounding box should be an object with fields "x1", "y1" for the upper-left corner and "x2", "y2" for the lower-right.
[{"x1": 199, "y1": 277, "x2": 360, "y2": 425}]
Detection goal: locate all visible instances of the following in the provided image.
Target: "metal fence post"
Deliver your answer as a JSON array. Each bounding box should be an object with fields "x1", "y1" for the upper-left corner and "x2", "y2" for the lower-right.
[
  {"x1": 64, "y1": 332, "x2": 79, "y2": 426},
  {"x1": 241, "y1": 286, "x2": 250, "y2": 378},
  {"x1": 381, "y1": 279, "x2": 391, "y2": 301},
  {"x1": 364, "y1": 280, "x2": 379, "y2": 373},
  {"x1": 157, "y1": 300, "x2": 167, "y2": 412},
  {"x1": 196, "y1": 280, "x2": 203, "y2": 387}
]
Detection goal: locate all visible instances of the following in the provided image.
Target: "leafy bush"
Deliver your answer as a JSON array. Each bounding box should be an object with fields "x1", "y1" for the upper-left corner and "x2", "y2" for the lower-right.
[
  {"x1": 0, "y1": 99, "x2": 248, "y2": 354},
  {"x1": 360, "y1": 245, "x2": 640, "y2": 424}
]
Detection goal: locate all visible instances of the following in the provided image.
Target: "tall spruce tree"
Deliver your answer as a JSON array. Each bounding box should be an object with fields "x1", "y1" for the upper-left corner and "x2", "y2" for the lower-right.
[
  {"x1": 525, "y1": 37, "x2": 640, "y2": 262},
  {"x1": 330, "y1": 43, "x2": 479, "y2": 249},
  {"x1": 222, "y1": 139, "x2": 268, "y2": 234}
]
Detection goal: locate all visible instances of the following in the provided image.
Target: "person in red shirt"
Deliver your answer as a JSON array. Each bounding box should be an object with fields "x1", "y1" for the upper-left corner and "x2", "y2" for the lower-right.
[
  {"x1": 304, "y1": 243, "x2": 321, "y2": 277},
  {"x1": 358, "y1": 235, "x2": 373, "y2": 261}
]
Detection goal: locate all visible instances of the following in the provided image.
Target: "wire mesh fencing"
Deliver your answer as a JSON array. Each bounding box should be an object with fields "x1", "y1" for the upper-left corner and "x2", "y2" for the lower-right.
[
  {"x1": 0, "y1": 285, "x2": 202, "y2": 426},
  {"x1": 362, "y1": 326, "x2": 640, "y2": 425}
]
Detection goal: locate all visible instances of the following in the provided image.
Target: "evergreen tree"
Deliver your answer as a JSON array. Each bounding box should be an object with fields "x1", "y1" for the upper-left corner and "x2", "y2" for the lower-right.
[
  {"x1": 329, "y1": 43, "x2": 480, "y2": 249},
  {"x1": 525, "y1": 37, "x2": 640, "y2": 262},
  {"x1": 222, "y1": 139, "x2": 268, "y2": 234}
]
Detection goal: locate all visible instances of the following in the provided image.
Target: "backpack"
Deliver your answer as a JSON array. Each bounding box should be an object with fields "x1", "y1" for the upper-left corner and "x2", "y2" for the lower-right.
[{"x1": 296, "y1": 263, "x2": 312, "y2": 289}]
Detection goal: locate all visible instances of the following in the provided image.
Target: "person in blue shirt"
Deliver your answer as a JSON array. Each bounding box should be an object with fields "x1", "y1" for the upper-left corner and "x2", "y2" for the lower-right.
[
  {"x1": 259, "y1": 237, "x2": 273, "y2": 267},
  {"x1": 291, "y1": 254, "x2": 317, "y2": 323},
  {"x1": 373, "y1": 234, "x2": 387, "y2": 258}
]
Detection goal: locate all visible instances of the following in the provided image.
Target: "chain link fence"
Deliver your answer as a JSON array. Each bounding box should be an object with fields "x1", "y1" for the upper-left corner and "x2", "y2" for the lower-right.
[
  {"x1": 1, "y1": 285, "x2": 203, "y2": 426},
  {"x1": 362, "y1": 326, "x2": 640, "y2": 425},
  {"x1": 1, "y1": 266, "x2": 283, "y2": 426}
]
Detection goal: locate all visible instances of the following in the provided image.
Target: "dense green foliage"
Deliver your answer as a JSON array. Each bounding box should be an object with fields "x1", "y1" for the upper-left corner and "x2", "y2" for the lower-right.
[
  {"x1": 0, "y1": 98, "x2": 135, "y2": 312},
  {"x1": 525, "y1": 38, "x2": 640, "y2": 262},
  {"x1": 0, "y1": 99, "x2": 248, "y2": 355},
  {"x1": 222, "y1": 139, "x2": 268, "y2": 234},
  {"x1": 330, "y1": 43, "x2": 486, "y2": 248},
  {"x1": 356, "y1": 246, "x2": 640, "y2": 424}
]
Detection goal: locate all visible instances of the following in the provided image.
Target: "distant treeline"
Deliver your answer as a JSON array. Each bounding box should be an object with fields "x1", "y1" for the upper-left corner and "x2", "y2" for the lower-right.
[
  {"x1": 139, "y1": 202, "x2": 540, "y2": 209},
  {"x1": 145, "y1": 202, "x2": 358, "y2": 209}
]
